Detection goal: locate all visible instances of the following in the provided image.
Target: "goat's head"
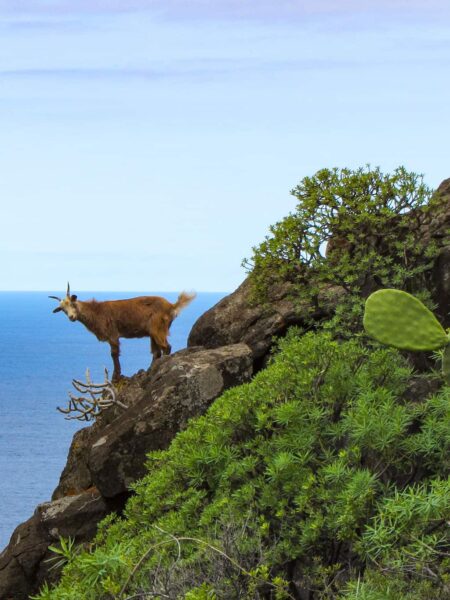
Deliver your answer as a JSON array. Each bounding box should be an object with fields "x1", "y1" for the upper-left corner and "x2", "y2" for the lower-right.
[{"x1": 49, "y1": 283, "x2": 79, "y2": 321}]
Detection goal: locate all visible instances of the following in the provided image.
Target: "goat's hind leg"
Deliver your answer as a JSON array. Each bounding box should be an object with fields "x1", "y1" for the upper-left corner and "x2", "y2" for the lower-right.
[
  {"x1": 149, "y1": 336, "x2": 171, "y2": 368},
  {"x1": 150, "y1": 337, "x2": 162, "y2": 363},
  {"x1": 154, "y1": 333, "x2": 171, "y2": 356},
  {"x1": 149, "y1": 315, "x2": 171, "y2": 364}
]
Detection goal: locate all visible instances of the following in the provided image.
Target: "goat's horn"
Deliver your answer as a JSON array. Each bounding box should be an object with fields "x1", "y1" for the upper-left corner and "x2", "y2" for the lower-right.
[
  {"x1": 48, "y1": 295, "x2": 62, "y2": 301},
  {"x1": 67, "y1": 282, "x2": 70, "y2": 297}
]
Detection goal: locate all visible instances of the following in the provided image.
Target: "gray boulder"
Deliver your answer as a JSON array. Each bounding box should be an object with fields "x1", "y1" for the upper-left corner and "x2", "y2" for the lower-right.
[
  {"x1": 88, "y1": 344, "x2": 253, "y2": 498},
  {"x1": 188, "y1": 279, "x2": 341, "y2": 358},
  {"x1": 53, "y1": 344, "x2": 253, "y2": 501},
  {"x1": 0, "y1": 490, "x2": 109, "y2": 600}
]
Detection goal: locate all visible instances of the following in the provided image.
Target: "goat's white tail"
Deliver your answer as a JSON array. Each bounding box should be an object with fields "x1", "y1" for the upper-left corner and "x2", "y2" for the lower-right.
[{"x1": 173, "y1": 291, "x2": 196, "y2": 316}]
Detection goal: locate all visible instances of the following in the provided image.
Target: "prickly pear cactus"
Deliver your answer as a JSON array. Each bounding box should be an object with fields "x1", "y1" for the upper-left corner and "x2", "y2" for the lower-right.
[{"x1": 363, "y1": 289, "x2": 449, "y2": 351}]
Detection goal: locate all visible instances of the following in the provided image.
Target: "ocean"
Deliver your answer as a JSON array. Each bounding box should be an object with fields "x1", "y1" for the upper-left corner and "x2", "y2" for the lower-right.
[{"x1": 0, "y1": 291, "x2": 225, "y2": 550}]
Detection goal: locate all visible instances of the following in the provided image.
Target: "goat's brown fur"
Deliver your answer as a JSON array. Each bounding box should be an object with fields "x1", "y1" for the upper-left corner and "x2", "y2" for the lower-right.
[{"x1": 51, "y1": 287, "x2": 195, "y2": 382}]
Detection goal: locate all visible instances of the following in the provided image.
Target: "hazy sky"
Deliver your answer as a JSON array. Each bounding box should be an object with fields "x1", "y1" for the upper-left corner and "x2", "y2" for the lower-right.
[{"x1": 1, "y1": 1, "x2": 449, "y2": 292}]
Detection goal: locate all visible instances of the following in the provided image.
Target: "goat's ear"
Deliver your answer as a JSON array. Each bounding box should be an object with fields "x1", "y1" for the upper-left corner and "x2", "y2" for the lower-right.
[
  {"x1": 70, "y1": 294, "x2": 78, "y2": 302},
  {"x1": 53, "y1": 307, "x2": 62, "y2": 313}
]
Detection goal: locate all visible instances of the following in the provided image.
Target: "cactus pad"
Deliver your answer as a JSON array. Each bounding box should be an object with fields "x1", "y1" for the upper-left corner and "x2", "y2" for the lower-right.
[{"x1": 363, "y1": 289, "x2": 448, "y2": 351}]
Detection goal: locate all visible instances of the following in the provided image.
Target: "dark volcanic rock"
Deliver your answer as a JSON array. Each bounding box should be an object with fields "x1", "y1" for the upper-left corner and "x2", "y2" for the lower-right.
[
  {"x1": 188, "y1": 278, "x2": 342, "y2": 358},
  {"x1": 52, "y1": 345, "x2": 253, "y2": 501},
  {"x1": 88, "y1": 343, "x2": 253, "y2": 497},
  {"x1": 52, "y1": 426, "x2": 97, "y2": 500},
  {"x1": 52, "y1": 370, "x2": 152, "y2": 500},
  {"x1": 0, "y1": 490, "x2": 109, "y2": 600},
  {"x1": 430, "y1": 180, "x2": 450, "y2": 327}
]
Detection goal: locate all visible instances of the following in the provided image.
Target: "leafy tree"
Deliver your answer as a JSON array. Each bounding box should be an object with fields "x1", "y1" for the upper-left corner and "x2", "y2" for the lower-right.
[{"x1": 243, "y1": 166, "x2": 442, "y2": 335}]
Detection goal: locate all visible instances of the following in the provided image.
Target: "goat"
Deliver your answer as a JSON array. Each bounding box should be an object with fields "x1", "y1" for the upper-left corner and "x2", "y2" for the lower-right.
[{"x1": 50, "y1": 283, "x2": 195, "y2": 382}]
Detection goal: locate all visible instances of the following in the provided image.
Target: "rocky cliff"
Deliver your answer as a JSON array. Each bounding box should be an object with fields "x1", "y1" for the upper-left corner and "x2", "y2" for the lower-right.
[
  {"x1": 1, "y1": 179, "x2": 449, "y2": 599},
  {"x1": 0, "y1": 285, "x2": 313, "y2": 599}
]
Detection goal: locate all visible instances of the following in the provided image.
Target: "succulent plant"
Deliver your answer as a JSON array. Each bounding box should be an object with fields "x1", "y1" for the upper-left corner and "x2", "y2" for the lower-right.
[{"x1": 363, "y1": 289, "x2": 450, "y2": 383}]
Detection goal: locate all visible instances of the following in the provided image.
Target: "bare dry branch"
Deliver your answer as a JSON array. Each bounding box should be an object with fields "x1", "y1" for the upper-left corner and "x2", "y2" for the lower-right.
[
  {"x1": 118, "y1": 525, "x2": 296, "y2": 600},
  {"x1": 57, "y1": 368, "x2": 128, "y2": 421}
]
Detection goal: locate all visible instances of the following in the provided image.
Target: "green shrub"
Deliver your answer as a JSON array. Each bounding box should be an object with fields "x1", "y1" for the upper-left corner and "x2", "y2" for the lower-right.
[
  {"x1": 37, "y1": 332, "x2": 450, "y2": 599},
  {"x1": 243, "y1": 166, "x2": 442, "y2": 335}
]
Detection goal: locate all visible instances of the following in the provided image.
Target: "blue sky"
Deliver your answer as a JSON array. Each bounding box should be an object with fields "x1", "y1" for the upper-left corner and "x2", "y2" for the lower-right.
[{"x1": 1, "y1": 1, "x2": 449, "y2": 292}]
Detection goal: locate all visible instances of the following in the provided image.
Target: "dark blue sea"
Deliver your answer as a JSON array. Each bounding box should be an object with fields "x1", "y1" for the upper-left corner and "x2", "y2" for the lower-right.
[{"x1": 0, "y1": 291, "x2": 225, "y2": 550}]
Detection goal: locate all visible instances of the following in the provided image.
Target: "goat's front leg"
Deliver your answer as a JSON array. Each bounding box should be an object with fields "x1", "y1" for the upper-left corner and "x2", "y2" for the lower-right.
[{"x1": 110, "y1": 340, "x2": 121, "y2": 382}]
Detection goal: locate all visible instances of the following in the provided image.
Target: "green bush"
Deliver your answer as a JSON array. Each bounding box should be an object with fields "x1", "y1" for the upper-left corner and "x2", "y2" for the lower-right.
[
  {"x1": 243, "y1": 166, "x2": 442, "y2": 335},
  {"x1": 37, "y1": 332, "x2": 450, "y2": 599}
]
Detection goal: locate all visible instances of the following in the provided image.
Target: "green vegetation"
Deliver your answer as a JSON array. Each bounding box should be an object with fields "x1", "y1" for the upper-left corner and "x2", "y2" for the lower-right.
[
  {"x1": 35, "y1": 167, "x2": 450, "y2": 598},
  {"x1": 36, "y1": 332, "x2": 450, "y2": 599},
  {"x1": 364, "y1": 289, "x2": 449, "y2": 351},
  {"x1": 364, "y1": 288, "x2": 450, "y2": 384},
  {"x1": 243, "y1": 166, "x2": 442, "y2": 335}
]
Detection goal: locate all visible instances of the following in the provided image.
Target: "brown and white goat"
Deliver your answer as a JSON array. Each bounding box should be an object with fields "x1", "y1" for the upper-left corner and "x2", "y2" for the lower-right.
[{"x1": 50, "y1": 283, "x2": 195, "y2": 382}]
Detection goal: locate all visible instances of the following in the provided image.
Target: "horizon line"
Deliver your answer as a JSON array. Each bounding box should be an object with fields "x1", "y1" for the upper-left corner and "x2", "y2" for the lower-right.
[{"x1": 0, "y1": 289, "x2": 231, "y2": 294}]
